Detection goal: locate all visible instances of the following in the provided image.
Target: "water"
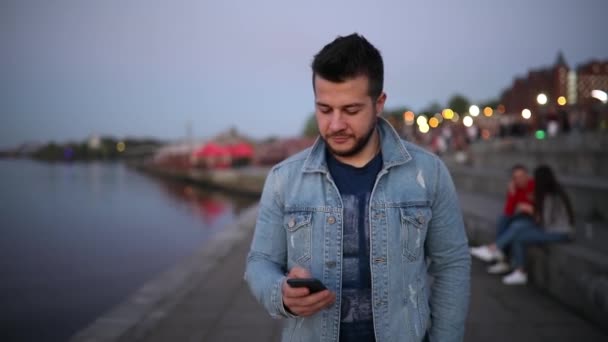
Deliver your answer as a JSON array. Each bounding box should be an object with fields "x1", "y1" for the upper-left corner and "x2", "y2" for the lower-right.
[{"x1": 0, "y1": 159, "x2": 255, "y2": 342}]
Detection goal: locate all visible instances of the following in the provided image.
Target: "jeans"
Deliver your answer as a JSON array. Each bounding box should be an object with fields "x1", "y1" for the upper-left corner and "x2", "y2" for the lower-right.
[
  {"x1": 496, "y1": 218, "x2": 570, "y2": 269},
  {"x1": 497, "y1": 213, "x2": 535, "y2": 238},
  {"x1": 496, "y1": 215, "x2": 510, "y2": 238}
]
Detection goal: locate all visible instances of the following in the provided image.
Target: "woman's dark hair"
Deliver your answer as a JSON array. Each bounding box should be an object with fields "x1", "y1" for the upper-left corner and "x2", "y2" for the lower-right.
[
  {"x1": 311, "y1": 33, "x2": 384, "y2": 100},
  {"x1": 533, "y1": 165, "x2": 575, "y2": 225}
]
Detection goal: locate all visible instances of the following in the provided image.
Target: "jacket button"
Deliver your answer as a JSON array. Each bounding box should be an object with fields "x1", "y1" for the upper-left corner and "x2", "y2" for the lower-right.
[
  {"x1": 327, "y1": 216, "x2": 336, "y2": 224},
  {"x1": 417, "y1": 216, "x2": 425, "y2": 224},
  {"x1": 288, "y1": 219, "x2": 295, "y2": 228}
]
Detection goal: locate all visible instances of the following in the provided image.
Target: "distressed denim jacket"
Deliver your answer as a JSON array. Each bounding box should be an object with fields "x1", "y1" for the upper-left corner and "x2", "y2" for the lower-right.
[{"x1": 245, "y1": 118, "x2": 470, "y2": 342}]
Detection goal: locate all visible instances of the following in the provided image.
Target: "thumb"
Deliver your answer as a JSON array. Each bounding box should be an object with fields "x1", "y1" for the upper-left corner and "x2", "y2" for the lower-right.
[{"x1": 287, "y1": 266, "x2": 311, "y2": 279}]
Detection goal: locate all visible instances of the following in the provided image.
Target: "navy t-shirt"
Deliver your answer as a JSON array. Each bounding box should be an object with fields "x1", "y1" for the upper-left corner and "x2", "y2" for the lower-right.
[{"x1": 327, "y1": 150, "x2": 382, "y2": 342}]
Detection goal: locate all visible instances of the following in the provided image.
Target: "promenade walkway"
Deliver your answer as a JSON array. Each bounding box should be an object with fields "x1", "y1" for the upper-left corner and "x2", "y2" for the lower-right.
[{"x1": 72, "y1": 204, "x2": 607, "y2": 342}]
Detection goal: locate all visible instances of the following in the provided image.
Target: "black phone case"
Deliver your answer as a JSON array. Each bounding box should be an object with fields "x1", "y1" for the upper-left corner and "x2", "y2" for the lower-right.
[{"x1": 286, "y1": 278, "x2": 327, "y2": 293}]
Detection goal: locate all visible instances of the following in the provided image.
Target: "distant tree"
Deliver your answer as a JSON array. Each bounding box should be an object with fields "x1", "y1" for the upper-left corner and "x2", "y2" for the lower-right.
[
  {"x1": 480, "y1": 98, "x2": 500, "y2": 109},
  {"x1": 447, "y1": 94, "x2": 470, "y2": 114},
  {"x1": 420, "y1": 101, "x2": 442, "y2": 117},
  {"x1": 302, "y1": 113, "x2": 319, "y2": 137},
  {"x1": 383, "y1": 106, "x2": 412, "y2": 120}
]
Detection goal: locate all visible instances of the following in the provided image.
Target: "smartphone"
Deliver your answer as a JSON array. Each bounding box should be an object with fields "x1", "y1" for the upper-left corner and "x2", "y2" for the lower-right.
[{"x1": 287, "y1": 278, "x2": 327, "y2": 294}]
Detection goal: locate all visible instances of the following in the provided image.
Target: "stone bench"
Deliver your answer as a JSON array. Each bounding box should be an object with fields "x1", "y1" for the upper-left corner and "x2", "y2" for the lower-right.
[{"x1": 458, "y1": 191, "x2": 608, "y2": 332}]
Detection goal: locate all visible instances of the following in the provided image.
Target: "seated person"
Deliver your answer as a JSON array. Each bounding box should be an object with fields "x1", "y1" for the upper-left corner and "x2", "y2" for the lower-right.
[
  {"x1": 471, "y1": 164, "x2": 534, "y2": 274},
  {"x1": 496, "y1": 164, "x2": 535, "y2": 238},
  {"x1": 471, "y1": 165, "x2": 575, "y2": 285}
]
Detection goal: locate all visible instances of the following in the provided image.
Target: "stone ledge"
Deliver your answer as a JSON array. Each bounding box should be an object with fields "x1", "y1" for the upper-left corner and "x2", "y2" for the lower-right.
[{"x1": 461, "y1": 196, "x2": 608, "y2": 333}]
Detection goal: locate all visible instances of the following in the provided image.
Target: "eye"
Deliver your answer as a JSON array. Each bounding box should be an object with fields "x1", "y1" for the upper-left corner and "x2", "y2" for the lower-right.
[
  {"x1": 318, "y1": 106, "x2": 332, "y2": 114},
  {"x1": 345, "y1": 107, "x2": 361, "y2": 115}
]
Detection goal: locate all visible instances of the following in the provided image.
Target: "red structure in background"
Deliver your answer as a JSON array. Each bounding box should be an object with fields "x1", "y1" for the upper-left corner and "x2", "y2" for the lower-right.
[
  {"x1": 190, "y1": 141, "x2": 256, "y2": 169},
  {"x1": 192, "y1": 143, "x2": 231, "y2": 169},
  {"x1": 229, "y1": 142, "x2": 254, "y2": 159}
]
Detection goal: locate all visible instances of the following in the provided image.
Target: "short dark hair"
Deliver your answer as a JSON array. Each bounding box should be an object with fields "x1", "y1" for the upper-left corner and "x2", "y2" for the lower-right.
[
  {"x1": 311, "y1": 33, "x2": 384, "y2": 100},
  {"x1": 511, "y1": 164, "x2": 528, "y2": 173}
]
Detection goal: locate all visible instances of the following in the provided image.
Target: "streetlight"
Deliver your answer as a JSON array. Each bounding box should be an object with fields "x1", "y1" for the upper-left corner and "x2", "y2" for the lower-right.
[
  {"x1": 522, "y1": 109, "x2": 532, "y2": 119},
  {"x1": 469, "y1": 105, "x2": 480, "y2": 117},
  {"x1": 591, "y1": 90, "x2": 608, "y2": 104},
  {"x1": 463, "y1": 116, "x2": 474, "y2": 127},
  {"x1": 537, "y1": 93, "x2": 548, "y2": 105}
]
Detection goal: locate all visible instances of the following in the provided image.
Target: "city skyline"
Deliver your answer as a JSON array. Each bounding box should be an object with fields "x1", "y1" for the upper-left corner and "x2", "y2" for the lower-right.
[{"x1": 2, "y1": 0, "x2": 608, "y2": 149}]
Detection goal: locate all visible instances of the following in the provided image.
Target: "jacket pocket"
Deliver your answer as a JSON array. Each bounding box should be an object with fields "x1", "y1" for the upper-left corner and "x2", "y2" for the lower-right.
[
  {"x1": 284, "y1": 211, "x2": 313, "y2": 265},
  {"x1": 400, "y1": 207, "x2": 431, "y2": 261}
]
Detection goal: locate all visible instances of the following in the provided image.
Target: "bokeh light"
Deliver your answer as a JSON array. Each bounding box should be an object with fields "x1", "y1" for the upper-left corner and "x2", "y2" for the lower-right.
[
  {"x1": 483, "y1": 107, "x2": 493, "y2": 117},
  {"x1": 535, "y1": 130, "x2": 546, "y2": 140},
  {"x1": 403, "y1": 111, "x2": 415, "y2": 126},
  {"x1": 442, "y1": 108, "x2": 454, "y2": 120},
  {"x1": 469, "y1": 105, "x2": 480, "y2": 117},
  {"x1": 537, "y1": 93, "x2": 548, "y2": 105},
  {"x1": 417, "y1": 115, "x2": 428, "y2": 126},
  {"x1": 463, "y1": 116, "x2": 473, "y2": 127}
]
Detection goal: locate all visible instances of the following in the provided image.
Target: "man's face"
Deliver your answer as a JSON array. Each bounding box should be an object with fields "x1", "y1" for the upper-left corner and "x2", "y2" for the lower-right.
[
  {"x1": 314, "y1": 74, "x2": 385, "y2": 157},
  {"x1": 512, "y1": 168, "x2": 529, "y2": 189}
]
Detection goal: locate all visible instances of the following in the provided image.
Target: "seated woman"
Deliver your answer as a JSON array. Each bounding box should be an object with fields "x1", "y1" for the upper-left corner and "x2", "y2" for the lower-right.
[{"x1": 470, "y1": 165, "x2": 575, "y2": 285}]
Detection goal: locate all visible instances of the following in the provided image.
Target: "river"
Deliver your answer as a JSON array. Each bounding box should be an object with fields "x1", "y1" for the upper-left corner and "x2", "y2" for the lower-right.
[{"x1": 0, "y1": 159, "x2": 255, "y2": 341}]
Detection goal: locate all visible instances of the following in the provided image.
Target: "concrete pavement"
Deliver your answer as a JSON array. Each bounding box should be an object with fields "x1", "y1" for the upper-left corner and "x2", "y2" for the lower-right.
[{"x1": 72, "y1": 205, "x2": 607, "y2": 342}]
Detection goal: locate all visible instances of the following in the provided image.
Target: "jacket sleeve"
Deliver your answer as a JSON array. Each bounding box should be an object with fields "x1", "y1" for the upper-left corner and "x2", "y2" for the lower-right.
[
  {"x1": 244, "y1": 167, "x2": 296, "y2": 319},
  {"x1": 425, "y1": 158, "x2": 471, "y2": 341}
]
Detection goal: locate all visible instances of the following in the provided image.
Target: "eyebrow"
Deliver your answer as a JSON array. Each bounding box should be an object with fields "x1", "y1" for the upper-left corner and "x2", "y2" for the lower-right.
[{"x1": 315, "y1": 102, "x2": 365, "y2": 108}]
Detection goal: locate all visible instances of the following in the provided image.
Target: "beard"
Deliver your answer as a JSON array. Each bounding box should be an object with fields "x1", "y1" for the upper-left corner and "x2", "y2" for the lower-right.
[{"x1": 322, "y1": 117, "x2": 378, "y2": 158}]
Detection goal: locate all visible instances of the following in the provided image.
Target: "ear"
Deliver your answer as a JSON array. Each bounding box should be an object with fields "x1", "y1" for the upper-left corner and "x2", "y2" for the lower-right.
[{"x1": 375, "y1": 92, "x2": 387, "y2": 116}]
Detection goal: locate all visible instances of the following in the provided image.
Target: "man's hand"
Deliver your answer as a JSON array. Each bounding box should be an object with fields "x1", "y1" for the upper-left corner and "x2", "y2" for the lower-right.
[
  {"x1": 516, "y1": 202, "x2": 534, "y2": 215},
  {"x1": 282, "y1": 266, "x2": 336, "y2": 317}
]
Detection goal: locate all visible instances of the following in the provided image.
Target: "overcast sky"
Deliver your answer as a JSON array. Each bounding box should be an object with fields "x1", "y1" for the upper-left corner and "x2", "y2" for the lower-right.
[{"x1": 2, "y1": 0, "x2": 607, "y2": 148}]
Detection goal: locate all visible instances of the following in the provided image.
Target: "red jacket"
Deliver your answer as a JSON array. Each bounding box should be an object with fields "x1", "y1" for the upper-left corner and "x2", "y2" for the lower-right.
[{"x1": 503, "y1": 179, "x2": 535, "y2": 216}]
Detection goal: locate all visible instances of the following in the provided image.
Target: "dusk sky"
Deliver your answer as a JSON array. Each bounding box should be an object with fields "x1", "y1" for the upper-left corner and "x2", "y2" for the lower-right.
[{"x1": 2, "y1": 0, "x2": 607, "y2": 148}]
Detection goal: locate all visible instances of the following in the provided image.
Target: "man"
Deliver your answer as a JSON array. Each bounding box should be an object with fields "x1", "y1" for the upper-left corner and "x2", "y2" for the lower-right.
[
  {"x1": 499, "y1": 164, "x2": 535, "y2": 237},
  {"x1": 471, "y1": 164, "x2": 535, "y2": 274},
  {"x1": 245, "y1": 33, "x2": 470, "y2": 342}
]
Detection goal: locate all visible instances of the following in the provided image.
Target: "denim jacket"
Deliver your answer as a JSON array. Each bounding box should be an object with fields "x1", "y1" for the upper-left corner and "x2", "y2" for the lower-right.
[{"x1": 245, "y1": 118, "x2": 470, "y2": 342}]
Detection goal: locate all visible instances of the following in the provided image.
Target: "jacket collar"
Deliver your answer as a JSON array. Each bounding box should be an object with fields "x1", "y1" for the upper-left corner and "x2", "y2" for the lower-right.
[{"x1": 302, "y1": 116, "x2": 412, "y2": 173}]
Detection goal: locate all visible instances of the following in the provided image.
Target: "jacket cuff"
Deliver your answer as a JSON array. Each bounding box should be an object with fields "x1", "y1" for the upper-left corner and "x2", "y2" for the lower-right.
[{"x1": 273, "y1": 276, "x2": 298, "y2": 319}]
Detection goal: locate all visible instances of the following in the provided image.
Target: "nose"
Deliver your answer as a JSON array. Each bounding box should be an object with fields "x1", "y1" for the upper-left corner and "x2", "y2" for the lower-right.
[{"x1": 328, "y1": 112, "x2": 347, "y2": 132}]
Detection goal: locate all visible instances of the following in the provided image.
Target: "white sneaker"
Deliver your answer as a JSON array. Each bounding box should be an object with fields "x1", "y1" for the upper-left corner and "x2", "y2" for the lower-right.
[
  {"x1": 470, "y1": 246, "x2": 504, "y2": 262},
  {"x1": 502, "y1": 270, "x2": 528, "y2": 285},
  {"x1": 487, "y1": 262, "x2": 510, "y2": 275}
]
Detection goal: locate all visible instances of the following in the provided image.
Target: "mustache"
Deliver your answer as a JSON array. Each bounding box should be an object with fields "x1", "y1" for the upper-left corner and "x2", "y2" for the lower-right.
[{"x1": 327, "y1": 132, "x2": 352, "y2": 138}]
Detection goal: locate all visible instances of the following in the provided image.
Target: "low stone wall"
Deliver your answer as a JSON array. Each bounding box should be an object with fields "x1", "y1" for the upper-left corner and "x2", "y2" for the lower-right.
[
  {"x1": 461, "y1": 195, "x2": 608, "y2": 332},
  {"x1": 129, "y1": 162, "x2": 269, "y2": 197},
  {"x1": 448, "y1": 163, "x2": 608, "y2": 222},
  {"x1": 463, "y1": 133, "x2": 608, "y2": 179}
]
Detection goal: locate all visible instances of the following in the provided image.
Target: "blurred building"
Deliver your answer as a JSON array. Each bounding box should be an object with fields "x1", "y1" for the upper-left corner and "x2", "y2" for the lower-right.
[
  {"x1": 576, "y1": 60, "x2": 608, "y2": 107},
  {"x1": 500, "y1": 53, "x2": 608, "y2": 114}
]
